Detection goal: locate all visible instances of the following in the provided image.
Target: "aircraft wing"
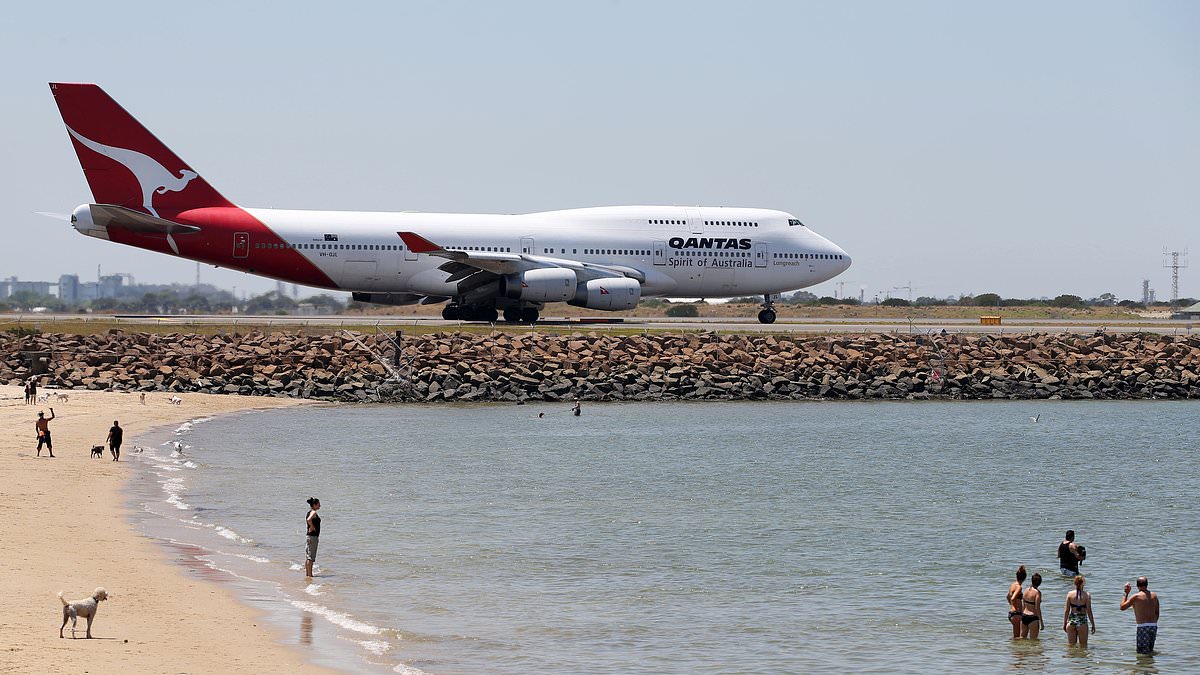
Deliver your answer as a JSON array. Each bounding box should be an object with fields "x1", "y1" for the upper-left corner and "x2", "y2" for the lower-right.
[{"x1": 397, "y1": 232, "x2": 644, "y2": 283}]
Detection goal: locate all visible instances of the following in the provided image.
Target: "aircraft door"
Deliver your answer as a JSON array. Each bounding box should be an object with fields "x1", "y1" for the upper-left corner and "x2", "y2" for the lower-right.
[
  {"x1": 343, "y1": 260, "x2": 380, "y2": 290},
  {"x1": 652, "y1": 240, "x2": 666, "y2": 266},
  {"x1": 754, "y1": 243, "x2": 768, "y2": 268},
  {"x1": 233, "y1": 232, "x2": 249, "y2": 259},
  {"x1": 686, "y1": 208, "x2": 703, "y2": 234},
  {"x1": 404, "y1": 241, "x2": 418, "y2": 261},
  {"x1": 520, "y1": 237, "x2": 534, "y2": 255}
]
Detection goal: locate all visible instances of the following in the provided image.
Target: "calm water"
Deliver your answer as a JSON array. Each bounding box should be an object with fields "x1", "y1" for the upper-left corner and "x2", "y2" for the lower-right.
[{"x1": 128, "y1": 401, "x2": 1199, "y2": 674}]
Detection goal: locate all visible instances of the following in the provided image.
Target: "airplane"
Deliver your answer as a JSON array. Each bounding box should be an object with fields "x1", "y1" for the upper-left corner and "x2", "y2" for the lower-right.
[{"x1": 48, "y1": 83, "x2": 851, "y2": 324}]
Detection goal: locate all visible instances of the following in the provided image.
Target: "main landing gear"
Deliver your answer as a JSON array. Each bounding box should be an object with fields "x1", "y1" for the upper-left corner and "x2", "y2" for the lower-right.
[
  {"x1": 757, "y1": 294, "x2": 777, "y2": 324},
  {"x1": 442, "y1": 304, "x2": 498, "y2": 322},
  {"x1": 502, "y1": 307, "x2": 540, "y2": 323}
]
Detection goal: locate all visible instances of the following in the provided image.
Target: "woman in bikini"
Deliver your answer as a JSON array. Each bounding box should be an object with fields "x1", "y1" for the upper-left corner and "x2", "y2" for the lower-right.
[
  {"x1": 1007, "y1": 565, "x2": 1027, "y2": 638},
  {"x1": 1063, "y1": 574, "x2": 1096, "y2": 647},
  {"x1": 1020, "y1": 572, "x2": 1044, "y2": 639}
]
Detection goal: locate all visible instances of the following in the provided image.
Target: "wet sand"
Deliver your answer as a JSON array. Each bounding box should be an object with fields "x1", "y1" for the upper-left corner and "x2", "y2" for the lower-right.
[{"x1": 0, "y1": 386, "x2": 335, "y2": 674}]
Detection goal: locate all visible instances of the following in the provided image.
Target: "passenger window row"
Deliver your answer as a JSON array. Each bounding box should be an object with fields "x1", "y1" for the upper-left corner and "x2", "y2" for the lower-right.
[
  {"x1": 585, "y1": 249, "x2": 650, "y2": 256},
  {"x1": 674, "y1": 250, "x2": 750, "y2": 257},
  {"x1": 704, "y1": 220, "x2": 758, "y2": 227},
  {"x1": 773, "y1": 252, "x2": 843, "y2": 260},
  {"x1": 279, "y1": 243, "x2": 407, "y2": 251},
  {"x1": 450, "y1": 246, "x2": 511, "y2": 252}
]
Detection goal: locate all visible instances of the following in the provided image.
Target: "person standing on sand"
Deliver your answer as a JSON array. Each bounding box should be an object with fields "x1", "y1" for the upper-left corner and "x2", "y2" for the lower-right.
[
  {"x1": 1007, "y1": 565, "x2": 1027, "y2": 638},
  {"x1": 24, "y1": 381, "x2": 32, "y2": 404},
  {"x1": 1063, "y1": 575, "x2": 1096, "y2": 647},
  {"x1": 35, "y1": 408, "x2": 55, "y2": 457},
  {"x1": 107, "y1": 420, "x2": 123, "y2": 462},
  {"x1": 1120, "y1": 576, "x2": 1160, "y2": 655},
  {"x1": 28, "y1": 379, "x2": 38, "y2": 405},
  {"x1": 1020, "y1": 573, "x2": 1044, "y2": 639},
  {"x1": 304, "y1": 497, "x2": 322, "y2": 578}
]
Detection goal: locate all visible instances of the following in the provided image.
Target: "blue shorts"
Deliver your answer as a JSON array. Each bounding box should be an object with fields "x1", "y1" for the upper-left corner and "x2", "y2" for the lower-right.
[{"x1": 1137, "y1": 624, "x2": 1157, "y2": 654}]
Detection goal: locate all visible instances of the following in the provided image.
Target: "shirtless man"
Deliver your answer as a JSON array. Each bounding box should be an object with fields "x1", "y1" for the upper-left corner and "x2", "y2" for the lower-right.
[
  {"x1": 35, "y1": 408, "x2": 55, "y2": 457},
  {"x1": 1120, "y1": 576, "x2": 1160, "y2": 655}
]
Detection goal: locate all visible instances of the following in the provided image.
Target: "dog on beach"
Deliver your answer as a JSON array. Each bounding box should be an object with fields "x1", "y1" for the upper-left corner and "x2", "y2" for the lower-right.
[
  {"x1": 167, "y1": 395, "x2": 182, "y2": 405},
  {"x1": 58, "y1": 587, "x2": 108, "y2": 638},
  {"x1": 55, "y1": 392, "x2": 70, "y2": 402},
  {"x1": 90, "y1": 445, "x2": 105, "y2": 459},
  {"x1": 36, "y1": 393, "x2": 49, "y2": 404}
]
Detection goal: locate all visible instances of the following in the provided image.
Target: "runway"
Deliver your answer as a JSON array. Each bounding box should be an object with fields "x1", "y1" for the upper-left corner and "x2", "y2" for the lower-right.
[{"x1": 5, "y1": 313, "x2": 1196, "y2": 336}]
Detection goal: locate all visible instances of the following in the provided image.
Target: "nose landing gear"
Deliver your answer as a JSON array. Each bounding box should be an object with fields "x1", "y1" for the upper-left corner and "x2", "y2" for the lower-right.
[{"x1": 757, "y1": 294, "x2": 777, "y2": 324}]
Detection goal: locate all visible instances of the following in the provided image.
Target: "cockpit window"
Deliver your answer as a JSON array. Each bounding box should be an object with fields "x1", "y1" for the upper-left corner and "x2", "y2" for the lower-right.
[{"x1": 788, "y1": 218, "x2": 804, "y2": 227}]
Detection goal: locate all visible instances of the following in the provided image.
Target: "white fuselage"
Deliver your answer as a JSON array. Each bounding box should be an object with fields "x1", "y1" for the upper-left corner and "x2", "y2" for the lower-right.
[{"x1": 244, "y1": 205, "x2": 851, "y2": 298}]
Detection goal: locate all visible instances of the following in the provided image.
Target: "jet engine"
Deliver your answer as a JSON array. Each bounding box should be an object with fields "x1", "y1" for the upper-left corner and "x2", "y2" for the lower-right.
[
  {"x1": 499, "y1": 268, "x2": 577, "y2": 302},
  {"x1": 569, "y1": 277, "x2": 641, "y2": 311}
]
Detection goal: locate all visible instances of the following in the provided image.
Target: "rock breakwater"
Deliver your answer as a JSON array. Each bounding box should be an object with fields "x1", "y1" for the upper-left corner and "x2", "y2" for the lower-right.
[{"x1": 4, "y1": 329, "x2": 1200, "y2": 402}]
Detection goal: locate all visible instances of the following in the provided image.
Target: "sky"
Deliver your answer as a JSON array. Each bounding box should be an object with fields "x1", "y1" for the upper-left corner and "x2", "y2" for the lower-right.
[{"x1": 1, "y1": 0, "x2": 1196, "y2": 302}]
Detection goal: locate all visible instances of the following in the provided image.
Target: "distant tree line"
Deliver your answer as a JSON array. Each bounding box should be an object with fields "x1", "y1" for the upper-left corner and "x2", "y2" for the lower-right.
[
  {"x1": 717, "y1": 290, "x2": 1195, "y2": 309},
  {"x1": 0, "y1": 285, "x2": 347, "y2": 315}
]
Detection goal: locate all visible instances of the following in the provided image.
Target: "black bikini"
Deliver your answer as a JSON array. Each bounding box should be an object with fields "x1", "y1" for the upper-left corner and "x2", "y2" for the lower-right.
[{"x1": 1021, "y1": 593, "x2": 1040, "y2": 625}]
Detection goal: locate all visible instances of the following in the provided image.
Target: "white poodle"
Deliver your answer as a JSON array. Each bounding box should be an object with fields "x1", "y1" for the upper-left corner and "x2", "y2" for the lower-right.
[{"x1": 58, "y1": 587, "x2": 108, "y2": 638}]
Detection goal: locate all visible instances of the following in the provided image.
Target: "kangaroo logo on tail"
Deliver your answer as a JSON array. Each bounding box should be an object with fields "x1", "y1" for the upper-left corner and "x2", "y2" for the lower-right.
[{"x1": 66, "y1": 126, "x2": 197, "y2": 217}]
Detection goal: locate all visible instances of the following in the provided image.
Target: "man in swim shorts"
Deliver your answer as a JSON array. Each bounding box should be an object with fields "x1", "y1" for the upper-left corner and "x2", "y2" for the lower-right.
[
  {"x1": 35, "y1": 408, "x2": 55, "y2": 457},
  {"x1": 1120, "y1": 576, "x2": 1160, "y2": 655}
]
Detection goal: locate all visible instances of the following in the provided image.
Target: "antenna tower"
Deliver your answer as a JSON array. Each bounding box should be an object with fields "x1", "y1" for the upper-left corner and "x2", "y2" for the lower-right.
[{"x1": 1163, "y1": 248, "x2": 1189, "y2": 311}]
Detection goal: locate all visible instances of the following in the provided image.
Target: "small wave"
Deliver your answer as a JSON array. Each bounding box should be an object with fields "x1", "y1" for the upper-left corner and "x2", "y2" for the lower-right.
[
  {"x1": 292, "y1": 600, "x2": 383, "y2": 635},
  {"x1": 229, "y1": 552, "x2": 270, "y2": 564},
  {"x1": 305, "y1": 583, "x2": 323, "y2": 596},
  {"x1": 359, "y1": 640, "x2": 390, "y2": 655},
  {"x1": 175, "y1": 422, "x2": 193, "y2": 433},
  {"x1": 213, "y1": 526, "x2": 251, "y2": 543},
  {"x1": 182, "y1": 461, "x2": 199, "y2": 469},
  {"x1": 166, "y1": 494, "x2": 192, "y2": 510},
  {"x1": 393, "y1": 663, "x2": 431, "y2": 675}
]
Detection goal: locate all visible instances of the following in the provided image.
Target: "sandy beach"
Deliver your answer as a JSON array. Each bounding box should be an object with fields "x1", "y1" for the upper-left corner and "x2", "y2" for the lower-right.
[{"x1": 0, "y1": 386, "x2": 335, "y2": 674}]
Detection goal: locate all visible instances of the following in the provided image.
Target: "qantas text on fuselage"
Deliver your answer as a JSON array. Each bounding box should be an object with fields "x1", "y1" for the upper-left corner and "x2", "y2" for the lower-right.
[{"x1": 49, "y1": 83, "x2": 851, "y2": 324}]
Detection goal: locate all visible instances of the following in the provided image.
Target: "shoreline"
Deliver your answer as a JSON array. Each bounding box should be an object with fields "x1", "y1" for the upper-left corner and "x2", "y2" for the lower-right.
[{"x1": 0, "y1": 386, "x2": 337, "y2": 674}]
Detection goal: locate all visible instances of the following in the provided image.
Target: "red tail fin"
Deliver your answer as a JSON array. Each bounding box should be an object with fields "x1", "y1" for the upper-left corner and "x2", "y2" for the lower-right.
[{"x1": 49, "y1": 83, "x2": 232, "y2": 217}]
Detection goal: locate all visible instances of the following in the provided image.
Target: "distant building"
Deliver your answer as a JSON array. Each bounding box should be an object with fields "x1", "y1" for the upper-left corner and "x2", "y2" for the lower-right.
[
  {"x1": 1176, "y1": 301, "x2": 1200, "y2": 320},
  {"x1": 2, "y1": 277, "x2": 52, "y2": 298},
  {"x1": 59, "y1": 274, "x2": 80, "y2": 303},
  {"x1": 99, "y1": 274, "x2": 124, "y2": 299}
]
